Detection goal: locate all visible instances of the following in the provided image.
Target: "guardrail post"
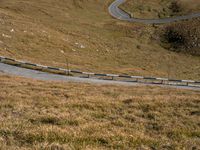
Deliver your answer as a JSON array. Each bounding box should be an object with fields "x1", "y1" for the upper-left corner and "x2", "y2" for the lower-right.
[
  {"x1": 161, "y1": 80, "x2": 164, "y2": 84},
  {"x1": 67, "y1": 70, "x2": 70, "y2": 76},
  {"x1": 64, "y1": 70, "x2": 68, "y2": 75}
]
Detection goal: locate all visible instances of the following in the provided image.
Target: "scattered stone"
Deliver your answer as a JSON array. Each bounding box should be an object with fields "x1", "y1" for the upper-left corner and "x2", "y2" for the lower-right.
[
  {"x1": 2, "y1": 34, "x2": 11, "y2": 38},
  {"x1": 10, "y1": 29, "x2": 14, "y2": 32},
  {"x1": 62, "y1": 38, "x2": 69, "y2": 42},
  {"x1": 75, "y1": 42, "x2": 86, "y2": 49},
  {"x1": 80, "y1": 45, "x2": 85, "y2": 49},
  {"x1": 42, "y1": 30, "x2": 47, "y2": 33}
]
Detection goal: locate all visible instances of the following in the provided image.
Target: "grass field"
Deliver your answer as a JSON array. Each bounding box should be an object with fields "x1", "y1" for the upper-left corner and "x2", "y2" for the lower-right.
[
  {"x1": 0, "y1": 1, "x2": 200, "y2": 150},
  {"x1": 0, "y1": 74, "x2": 200, "y2": 149},
  {"x1": 0, "y1": 0, "x2": 199, "y2": 80}
]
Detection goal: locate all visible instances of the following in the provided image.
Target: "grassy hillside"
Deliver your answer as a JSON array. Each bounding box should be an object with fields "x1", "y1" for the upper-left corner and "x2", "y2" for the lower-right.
[
  {"x1": 0, "y1": 0, "x2": 200, "y2": 80},
  {"x1": 121, "y1": 0, "x2": 200, "y2": 19},
  {"x1": 0, "y1": 74, "x2": 200, "y2": 149}
]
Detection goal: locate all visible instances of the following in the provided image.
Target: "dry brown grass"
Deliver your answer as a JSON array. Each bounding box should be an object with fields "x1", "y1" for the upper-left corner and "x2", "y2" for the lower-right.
[
  {"x1": 0, "y1": 0, "x2": 199, "y2": 80},
  {"x1": 0, "y1": 74, "x2": 200, "y2": 149},
  {"x1": 121, "y1": 0, "x2": 200, "y2": 19}
]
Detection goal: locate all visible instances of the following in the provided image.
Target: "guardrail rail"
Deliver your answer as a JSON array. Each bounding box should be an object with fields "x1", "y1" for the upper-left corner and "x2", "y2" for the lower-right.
[{"x1": 0, "y1": 56, "x2": 200, "y2": 88}]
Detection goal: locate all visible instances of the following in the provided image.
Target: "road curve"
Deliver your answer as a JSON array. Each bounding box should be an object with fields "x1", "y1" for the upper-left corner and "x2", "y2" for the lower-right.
[
  {"x1": 109, "y1": 0, "x2": 200, "y2": 24},
  {"x1": 0, "y1": 0, "x2": 200, "y2": 91}
]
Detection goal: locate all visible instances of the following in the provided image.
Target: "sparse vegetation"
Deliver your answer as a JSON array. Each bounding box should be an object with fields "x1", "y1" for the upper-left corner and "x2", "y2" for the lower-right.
[
  {"x1": 0, "y1": 0, "x2": 200, "y2": 80},
  {"x1": 0, "y1": 1, "x2": 200, "y2": 150},
  {"x1": 0, "y1": 74, "x2": 200, "y2": 149},
  {"x1": 121, "y1": 0, "x2": 200, "y2": 19},
  {"x1": 169, "y1": 1, "x2": 182, "y2": 14},
  {"x1": 158, "y1": 19, "x2": 200, "y2": 56}
]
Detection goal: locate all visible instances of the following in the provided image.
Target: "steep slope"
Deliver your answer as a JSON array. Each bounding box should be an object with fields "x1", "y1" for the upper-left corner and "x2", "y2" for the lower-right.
[{"x1": 0, "y1": 0, "x2": 199, "y2": 80}]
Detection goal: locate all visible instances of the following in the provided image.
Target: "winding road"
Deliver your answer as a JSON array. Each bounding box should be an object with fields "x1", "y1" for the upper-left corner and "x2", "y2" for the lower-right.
[
  {"x1": 0, "y1": 0, "x2": 200, "y2": 90},
  {"x1": 109, "y1": 0, "x2": 200, "y2": 24},
  {"x1": 0, "y1": 62, "x2": 199, "y2": 91}
]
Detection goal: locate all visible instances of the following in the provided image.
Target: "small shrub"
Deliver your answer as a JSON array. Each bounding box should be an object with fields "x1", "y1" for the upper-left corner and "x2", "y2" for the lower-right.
[
  {"x1": 40, "y1": 117, "x2": 60, "y2": 125},
  {"x1": 163, "y1": 26, "x2": 186, "y2": 49},
  {"x1": 169, "y1": 1, "x2": 182, "y2": 14},
  {"x1": 136, "y1": 45, "x2": 141, "y2": 49},
  {"x1": 29, "y1": 116, "x2": 79, "y2": 126},
  {"x1": 157, "y1": 19, "x2": 200, "y2": 56}
]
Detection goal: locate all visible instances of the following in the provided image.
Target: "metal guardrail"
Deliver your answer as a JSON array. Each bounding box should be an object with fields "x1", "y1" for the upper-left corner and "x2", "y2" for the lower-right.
[{"x1": 0, "y1": 56, "x2": 200, "y2": 88}]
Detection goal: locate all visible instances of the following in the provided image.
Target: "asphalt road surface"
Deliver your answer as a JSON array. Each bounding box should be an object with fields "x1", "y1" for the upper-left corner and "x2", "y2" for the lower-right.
[
  {"x1": 109, "y1": 0, "x2": 200, "y2": 24},
  {"x1": 1, "y1": 62, "x2": 199, "y2": 91}
]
